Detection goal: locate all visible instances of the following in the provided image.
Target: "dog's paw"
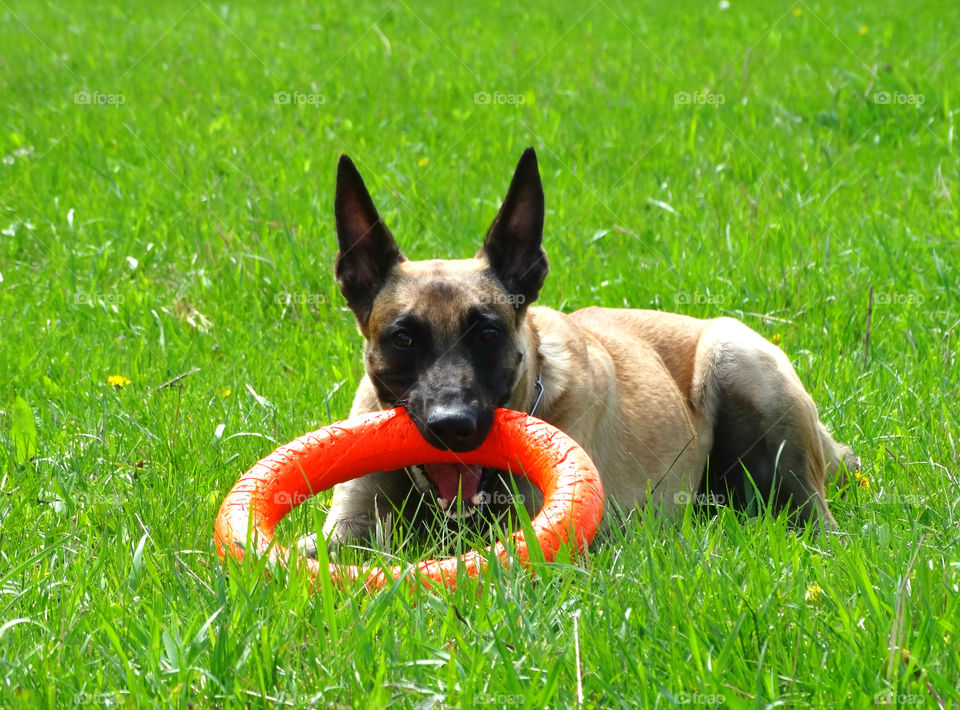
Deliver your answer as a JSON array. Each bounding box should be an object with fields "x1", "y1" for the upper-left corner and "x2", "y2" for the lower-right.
[
  {"x1": 296, "y1": 529, "x2": 351, "y2": 561},
  {"x1": 315, "y1": 512, "x2": 394, "y2": 558},
  {"x1": 840, "y1": 445, "x2": 861, "y2": 474},
  {"x1": 827, "y1": 442, "x2": 860, "y2": 486},
  {"x1": 296, "y1": 533, "x2": 321, "y2": 559},
  {"x1": 827, "y1": 443, "x2": 863, "y2": 500}
]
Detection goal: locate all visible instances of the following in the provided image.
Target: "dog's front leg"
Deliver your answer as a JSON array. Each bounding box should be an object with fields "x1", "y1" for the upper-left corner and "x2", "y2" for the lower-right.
[{"x1": 297, "y1": 470, "x2": 411, "y2": 558}]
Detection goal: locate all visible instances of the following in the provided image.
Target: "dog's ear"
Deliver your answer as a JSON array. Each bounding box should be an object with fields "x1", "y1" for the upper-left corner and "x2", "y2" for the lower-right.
[
  {"x1": 478, "y1": 147, "x2": 548, "y2": 309},
  {"x1": 334, "y1": 155, "x2": 405, "y2": 326}
]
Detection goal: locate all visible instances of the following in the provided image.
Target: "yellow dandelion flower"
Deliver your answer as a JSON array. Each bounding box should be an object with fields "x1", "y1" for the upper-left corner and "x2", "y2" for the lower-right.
[
  {"x1": 771, "y1": 333, "x2": 782, "y2": 345},
  {"x1": 108, "y1": 374, "x2": 131, "y2": 388},
  {"x1": 417, "y1": 157, "x2": 429, "y2": 167},
  {"x1": 793, "y1": 8, "x2": 802, "y2": 17},
  {"x1": 859, "y1": 25, "x2": 868, "y2": 36},
  {"x1": 805, "y1": 583, "x2": 824, "y2": 602},
  {"x1": 854, "y1": 471, "x2": 871, "y2": 491},
  {"x1": 221, "y1": 388, "x2": 232, "y2": 398}
]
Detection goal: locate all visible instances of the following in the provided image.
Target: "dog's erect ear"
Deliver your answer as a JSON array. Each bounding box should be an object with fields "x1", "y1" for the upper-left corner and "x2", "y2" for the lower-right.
[
  {"x1": 478, "y1": 147, "x2": 548, "y2": 309},
  {"x1": 334, "y1": 155, "x2": 405, "y2": 325}
]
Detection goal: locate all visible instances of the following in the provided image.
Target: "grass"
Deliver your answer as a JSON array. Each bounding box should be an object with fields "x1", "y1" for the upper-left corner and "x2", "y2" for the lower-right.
[{"x1": 1, "y1": 0, "x2": 958, "y2": 706}]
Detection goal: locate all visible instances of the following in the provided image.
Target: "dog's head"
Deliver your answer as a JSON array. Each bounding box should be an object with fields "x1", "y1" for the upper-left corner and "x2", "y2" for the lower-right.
[{"x1": 332, "y1": 148, "x2": 548, "y2": 507}]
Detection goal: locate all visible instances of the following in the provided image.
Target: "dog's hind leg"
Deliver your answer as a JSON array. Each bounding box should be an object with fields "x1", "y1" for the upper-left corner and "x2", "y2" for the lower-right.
[{"x1": 692, "y1": 318, "x2": 838, "y2": 531}]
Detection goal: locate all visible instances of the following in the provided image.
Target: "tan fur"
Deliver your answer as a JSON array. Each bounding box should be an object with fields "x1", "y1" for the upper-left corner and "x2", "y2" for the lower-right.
[{"x1": 320, "y1": 290, "x2": 857, "y2": 547}]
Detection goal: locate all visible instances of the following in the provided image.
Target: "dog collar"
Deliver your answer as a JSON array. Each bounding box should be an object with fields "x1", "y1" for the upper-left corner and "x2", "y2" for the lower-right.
[{"x1": 529, "y1": 373, "x2": 544, "y2": 417}]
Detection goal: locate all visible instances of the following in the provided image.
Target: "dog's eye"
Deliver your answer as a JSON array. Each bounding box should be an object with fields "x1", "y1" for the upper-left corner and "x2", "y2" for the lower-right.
[
  {"x1": 392, "y1": 330, "x2": 414, "y2": 349},
  {"x1": 479, "y1": 325, "x2": 500, "y2": 342}
]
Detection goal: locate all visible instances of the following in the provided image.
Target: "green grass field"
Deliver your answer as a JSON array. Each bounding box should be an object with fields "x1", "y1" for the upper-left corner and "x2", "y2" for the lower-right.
[{"x1": 2, "y1": 0, "x2": 958, "y2": 707}]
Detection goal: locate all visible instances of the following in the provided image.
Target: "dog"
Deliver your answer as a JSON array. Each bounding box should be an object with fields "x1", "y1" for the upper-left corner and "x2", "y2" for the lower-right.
[{"x1": 299, "y1": 148, "x2": 858, "y2": 557}]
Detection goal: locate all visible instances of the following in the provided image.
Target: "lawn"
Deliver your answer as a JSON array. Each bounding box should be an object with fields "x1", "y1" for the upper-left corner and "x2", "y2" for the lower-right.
[{"x1": 1, "y1": 0, "x2": 958, "y2": 707}]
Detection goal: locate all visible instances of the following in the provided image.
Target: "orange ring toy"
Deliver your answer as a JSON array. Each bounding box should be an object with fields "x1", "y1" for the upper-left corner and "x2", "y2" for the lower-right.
[{"x1": 214, "y1": 407, "x2": 604, "y2": 591}]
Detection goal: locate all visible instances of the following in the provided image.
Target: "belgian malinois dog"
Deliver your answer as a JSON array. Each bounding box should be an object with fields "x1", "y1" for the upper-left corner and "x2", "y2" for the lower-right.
[{"x1": 300, "y1": 148, "x2": 858, "y2": 556}]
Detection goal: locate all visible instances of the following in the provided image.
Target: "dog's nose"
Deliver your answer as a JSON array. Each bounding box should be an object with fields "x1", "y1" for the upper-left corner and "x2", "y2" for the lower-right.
[{"x1": 425, "y1": 407, "x2": 481, "y2": 451}]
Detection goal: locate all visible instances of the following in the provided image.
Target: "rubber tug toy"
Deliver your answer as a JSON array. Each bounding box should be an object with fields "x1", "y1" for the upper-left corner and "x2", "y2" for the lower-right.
[{"x1": 214, "y1": 408, "x2": 605, "y2": 591}]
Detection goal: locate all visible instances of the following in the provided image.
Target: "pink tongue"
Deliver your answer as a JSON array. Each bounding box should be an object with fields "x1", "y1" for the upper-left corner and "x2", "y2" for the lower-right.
[{"x1": 423, "y1": 464, "x2": 483, "y2": 502}]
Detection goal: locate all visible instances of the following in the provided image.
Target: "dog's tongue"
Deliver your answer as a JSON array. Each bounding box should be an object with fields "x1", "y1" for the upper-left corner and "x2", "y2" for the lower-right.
[{"x1": 424, "y1": 464, "x2": 483, "y2": 503}]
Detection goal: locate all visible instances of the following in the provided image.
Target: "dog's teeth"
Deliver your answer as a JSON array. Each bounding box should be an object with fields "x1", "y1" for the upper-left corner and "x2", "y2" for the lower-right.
[
  {"x1": 443, "y1": 505, "x2": 476, "y2": 520},
  {"x1": 437, "y1": 497, "x2": 451, "y2": 510}
]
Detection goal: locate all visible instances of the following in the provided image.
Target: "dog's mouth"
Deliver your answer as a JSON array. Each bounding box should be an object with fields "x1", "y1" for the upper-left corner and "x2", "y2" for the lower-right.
[{"x1": 406, "y1": 464, "x2": 487, "y2": 519}]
